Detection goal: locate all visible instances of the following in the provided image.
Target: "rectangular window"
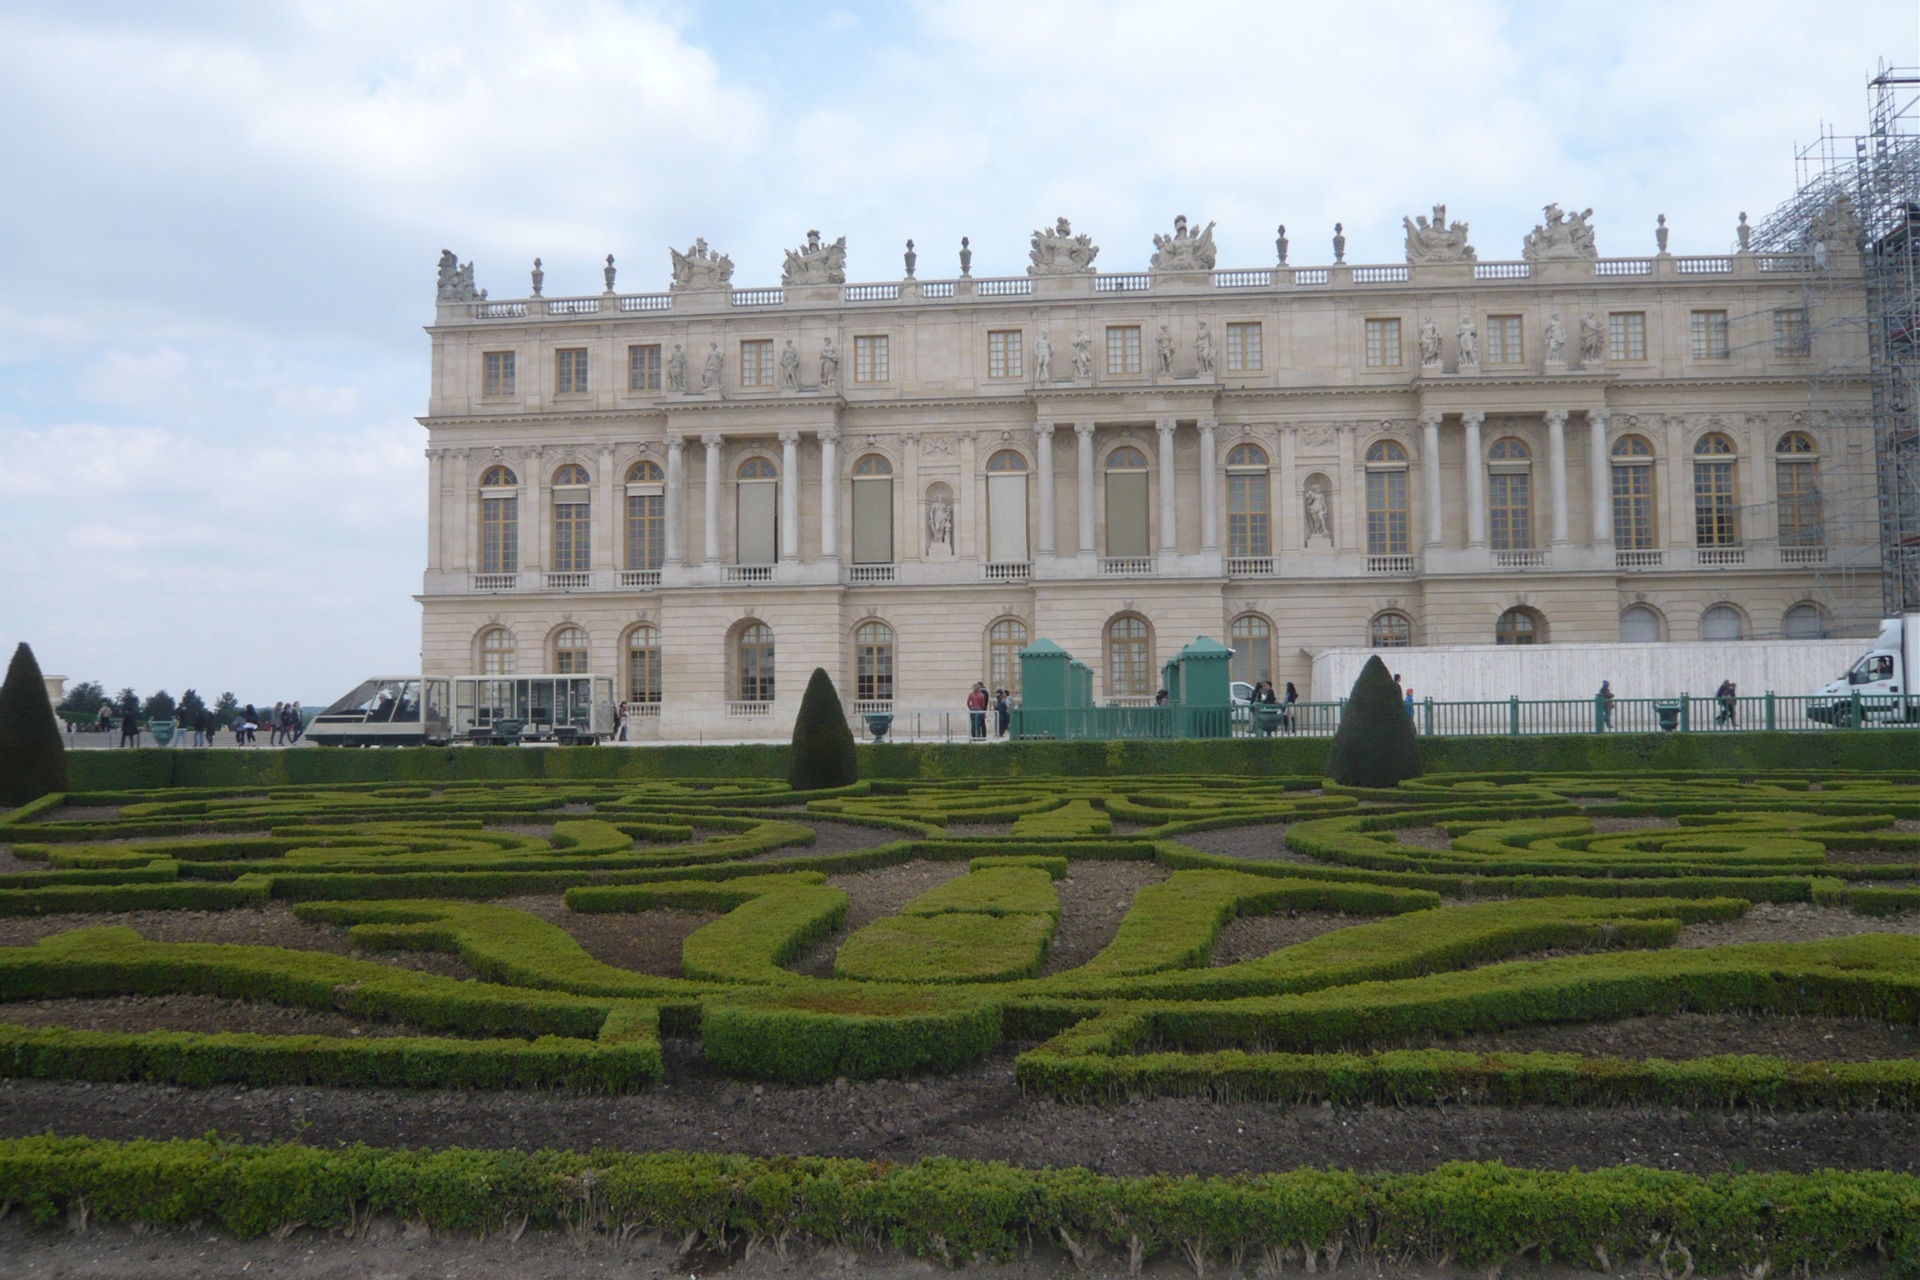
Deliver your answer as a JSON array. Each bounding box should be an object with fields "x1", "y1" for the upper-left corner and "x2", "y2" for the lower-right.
[
  {"x1": 1365, "y1": 469, "x2": 1409, "y2": 556},
  {"x1": 625, "y1": 492, "x2": 664, "y2": 570},
  {"x1": 628, "y1": 641, "x2": 661, "y2": 705},
  {"x1": 1485, "y1": 315, "x2": 1524, "y2": 364},
  {"x1": 1488, "y1": 472, "x2": 1532, "y2": 551},
  {"x1": 1106, "y1": 325, "x2": 1142, "y2": 375},
  {"x1": 1690, "y1": 310, "x2": 1729, "y2": 359},
  {"x1": 628, "y1": 344, "x2": 662, "y2": 391},
  {"x1": 1694, "y1": 460, "x2": 1738, "y2": 545},
  {"x1": 854, "y1": 335, "x2": 889, "y2": 383},
  {"x1": 1364, "y1": 318, "x2": 1402, "y2": 368},
  {"x1": 483, "y1": 351, "x2": 516, "y2": 397},
  {"x1": 555, "y1": 348, "x2": 589, "y2": 394},
  {"x1": 1608, "y1": 313, "x2": 1646, "y2": 361},
  {"x1": 480, "y1": 494, "x2": 518, "y2": 575},
  {"x1": 987, "y1": 330, "x2": 1023, "y2": 379},
  {"x1": 1774, "y1": 308, "x2": 1811, "y2": 357},
  {"x1": 1227, "y1": 471, "x2": 1270, "y2": 557},
  {"x1": 551, "y1": 495, "x2": 590, "y2": 572},
  {"x1": 1226, "y1": 322, "x2": 1263, "y2": 371},
  {"x1": 1777, "y1": 459, "x2": 1823, "y2": 545},
  {"x1": 740, "y1": 339, "x2": 774, "y2": 388},
  {"x1": 856, "y1": 637, "x2": 893, "y2": 703},
  {"x1": 1611, "y1": 464, "x2": 1655, "y2": 549}
]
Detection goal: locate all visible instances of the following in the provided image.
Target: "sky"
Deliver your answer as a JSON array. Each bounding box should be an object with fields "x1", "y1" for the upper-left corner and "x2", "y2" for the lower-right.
[{"x1": 1, "y1": 0, "x2": 1916, "y2": 706}]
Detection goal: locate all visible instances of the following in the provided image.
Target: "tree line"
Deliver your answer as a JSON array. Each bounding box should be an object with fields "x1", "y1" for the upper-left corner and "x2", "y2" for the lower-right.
[{"x1": 55, "y1": 681, "x2": 249, "y2": 729}]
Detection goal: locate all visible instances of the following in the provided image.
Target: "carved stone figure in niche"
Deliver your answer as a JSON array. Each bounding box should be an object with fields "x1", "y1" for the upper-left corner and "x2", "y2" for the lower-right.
[
  {"x1": 1544, "y1": 313, "x2": 1567, "y2": 364},
  {"x1": 700, "y1": 342, "x2": 724, "y2": 392},
  {"x1": 779, "y1": 340, "x2": 801, "y2": 389},
  {"x1": 781, "y1": 230, "x2": 847, "y2": 286},
  {"x1": 927, "y1": 495, "x2": 954, "y2": 555},
  {"x1": 1156, "y1": 325, "x2": 1175, "y2": 374},
  {"x1": 1579, "y1": 313, "x2": 1605, "y2": 365},
  {"x1": 820, "y1": 339, "x2": 840, "y2": 389},
  {"x1": 1151, "y1": 214, "x2": 1217, "y2": 271},
  {"x1": 1196, "y1": 321, "x2": 1216, "y2": 376},
  {"x1": 1034, "y1": 331, "x2": 1052, "y2": 382},
  {"x1": 1457, "y1": 317, "x2": 1479, "y2": 367},
  {"x1": 1418, "y1": 316, "x2": 1443, "y2": 368},
  {"x1": 1071, "y1": 330, "x2": 1093, "y2": 379},
  {"x1": 670, "y1": 238, "x2": 735, "y2": 291},
  {"x1": 1522, "y1": 204, "x2": 1598, "y2": 261},
  {"x1": 1403, "y1": 204, "x2": 1477, "y2": 264},
  {"x1": 1304, "y1": 483, "x2": 1332, "y2": 545},
  {"x1": 1028, "y1": 217, "x2": 1100, "y2": 276},
  {"x1": 667, "y1": 344, "x2": 688, "y2": 393},
  {"x1": 435, "y1": 250, "x2": 485, "y2": 302}
]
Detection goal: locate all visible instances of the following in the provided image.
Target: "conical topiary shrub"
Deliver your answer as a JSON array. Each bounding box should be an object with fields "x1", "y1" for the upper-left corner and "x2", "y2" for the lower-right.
[
  {"x1": 788, "y1": 667, "x2": 859, "y2": 791},
  {"x1": 0, "y1": 642, "x2": 68, "y2": 806},
  {"x1": 1325, "y1": 654, "x2": 1421, "y2": 788}
]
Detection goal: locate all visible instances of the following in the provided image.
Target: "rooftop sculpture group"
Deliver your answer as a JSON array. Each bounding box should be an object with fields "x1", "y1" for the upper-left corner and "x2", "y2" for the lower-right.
[
  {"x1": 781, "y1": 230, "x2": 847, "y2": 286},
  {"x1": 1151, "y1": 215, "x2": 1217, "y2": 271},
  {"x1": 1522, "y1": 203, "x2": 1599, "y2": 261},
  {"x1": 1028, "y1": 217, "x2": 1100, "y2": 275},
  {"x1": 1402, "y1": 204, "x2": 1476, "y2": 264},
  {"x1": 670, "y1": 238, "x2": 734, "y2": 291},
  {"x1": 434, "y1": 250, "x2": 485, "y2": 303}
]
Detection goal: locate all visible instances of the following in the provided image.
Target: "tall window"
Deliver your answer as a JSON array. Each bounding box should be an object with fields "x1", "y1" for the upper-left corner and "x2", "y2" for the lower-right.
[
  {"x1": 1690, "y1": 310, "x2": 1729, "y2": 359},
  {"x1": 736, "y1": 457, "x2": 778, "y2": 565},
  {"x1": 625, "y1": 460, "x2": 664, "y2": 571},
  {"x1": 555, "y1": 348, "x2": 589, "y2": 394},
  {"x1": 1226, "y1": 323, "x2": 1263, "y2": 371},
  {"x1": 855, "y1": 621, "x2": 894, "y2": 703},
  {"x1": 1611, "y1": 435, "x2": 1656, "y2": 549},
  {"x1": 1773, "y1": 308, "x2": 1811, "y2": 357},
  {"x1": 1776, "y1": 432, "x2": 1822, "y2": 546},
  {"x1": 988, "y1": 330, "x2": 1023, "y2": 379},
  {"x1": 736, "y1": 623, "x2": 775, "y2": 702},
  {"x1": 479, "y1": 627, "x2": 516, "y2": 675},
  {"x1": 1364, "y1": 440, "x2": 1409, "y2": 556},
  {"x1": 989, "y1": 618, "x2": 1028, "y2": 697},
  {"x1": 1608, "y1": 313, "x2": 1646, "y2": 362},
  {"x1": 1495, "y1": 607, "x2": 1540, "y2": 645},
  {"x1": 550, "y1": 463, "x2": 591, "y2": 573},
  {"x1": 1226, "y1": 443, "x2": 1271, "y2": 557},
  {"x1": 1487, "y1": 437, "x2": 1532, "y2": 551},
  {"x1": 1370, "y1": 611, "x2": 1413, "y2": 647},
  {"x1": 986, "y1": 449, "x2": 1029, "y2": 562},
  {"x1": 1107, "y1": 325, "x2": 1142, "y2": 374},
  {"x1": 1702, "y1": 605, "x2": 1744, "y2": 641},
  {"x1": 1486, "y1": 315, "x2": 1523, "y2": 364},
  {"x1": 1693, "y1": 433, "x2": 1739, "y2": 546},
  {"x1": 740, "y1": 340, "x2": 774, "y2": 388},
  {"x1": 1620, "y1": 605, "x2": 1661, "y2": 643},
  {"x1": 483, "y1": 351, "x2": 516, "y2": 397},
  {"x1": 1106, "y1": 615, "x2": 1151, "y2": 699},
  {"x1": 627, "y1": 625, "x2": 661, "y2": 705},
  {"x1": 1229, "y1": 614, "x2": 1271, "y2": 686},
  {"x1": 479, "y1": 465, "x2": 518, "y2": 575},
  {"x1": 553, "y1": 625, "x2": 589, "y2": 673},
  {"x1": 854, "y1": 335, "x2": 889, "y2": 382},
  {"x1": 1104, "y1": 445, "x2": 1150, "y2": 558},
  {"x1": 628, "y1": 344, "x2": 662, "y2": 391},
  {"x1": 852, "y1": 453, "x2": 894, "y2": 564},
  {"x1": 1365, "y1": 318, "x2": 1402, "y2": 367}
]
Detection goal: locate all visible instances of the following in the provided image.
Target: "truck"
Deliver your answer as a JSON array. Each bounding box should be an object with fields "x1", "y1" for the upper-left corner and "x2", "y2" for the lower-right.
[{"x1": 1807, "y1": 612, "x2": 1920, "y2": 727}]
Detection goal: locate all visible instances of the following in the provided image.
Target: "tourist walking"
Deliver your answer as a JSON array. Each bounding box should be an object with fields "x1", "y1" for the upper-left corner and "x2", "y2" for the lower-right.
[
  {"x1": 97, "y1": 702, "x2": 114, "y2": 735},
  {"x1": 289, "y1": 702, "x2": 304, "y2": 742},
  {"x1": 1715, "y1": 679, "x2": 1738, "y2": 726},
  {"x1": 1281, "y1": 681, "x2": 1298, "y2": 733},
  {"x1": 269, "y1": 702, "x2": 285, "y2": 746},
  {"x1": 966, "y1": 682, "x2": 989, "y2": 740},
  {"x1": 119, "y1": 709, "x2": 139, "y2": 748},
  {"x1": 1597, "y1": 680, "x2": 1615, "y2": 728}
]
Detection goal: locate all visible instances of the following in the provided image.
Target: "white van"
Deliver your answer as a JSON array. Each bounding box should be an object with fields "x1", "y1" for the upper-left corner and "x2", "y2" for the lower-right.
[{"x1": 1809, "y1": 613, "x2": 1920, "y2": 726}]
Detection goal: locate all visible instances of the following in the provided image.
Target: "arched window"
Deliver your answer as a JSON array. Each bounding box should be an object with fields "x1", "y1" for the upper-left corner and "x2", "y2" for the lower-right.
[
  {"x1": 626, "y1": 625, "x2": 661, "y2": 705},
  {"x1": 852, "y1": 454, "x2": 894, "y2": 565},
  {"x1": 1104, "y1": 445, "x2": 1150, "y2": 558},
  {"x1": 625, "y1": 459, "x2": 665, "y2": 573},
  {"x1": 1776, "y1": 432, "x2": 1822, "y2": 547},
  {"x1": 553, "y1": 625, "x2": 589, "y2": 674},
  {"x1": 479, "y1": 626, "x2": 516, "y2": 675},
  {"x1": 1488, "y1": 437, "x2": 1532, "y2": 552},
  {"x1": 1226, "y1": 443, "x2": 1271, "y2": 558},
  {"x1": 1229, "y1": 614, "x2": 1272, "y2": 686},
  {"x1": 854, "y1": 620, "x2": 894, "y2": 704},
  {"x1": 1783, "y1": 602, "x2": 1829, "y2": 639},
  {"x1": 988, "y1": 617, "x2": 1028, "y2": 696},
  {"x1": 1364, "y1": 440, "x2": 1409, "y2": 556},
  {"x1": 736, "y1": 456, "x2": 778, "y2": 566},
  {"x1": 1369, "y1": 610, "x2": 1413, "y2": 648},
  {"x1": 1610, "y1": 435, "x2": 1656, "y2": 550},
  {"x1": 986, "y1": 449, "x2": 1029, "y2": 563},
  {"x1": 479, "y1": 467, "x2": 519, "y2": 576},
  {"x1": 1495, "y1": 607, "x2": 1541, "y2": 646},
  {"x1": 736, "y1": 623, "x2": 775, "y2": 703},
  {"x1": 1702, "y1": 604, "x2": 1744, "y2": 641},
  {"x1": 1693, "y1": 433, "x2": 1739, "y2": 547},
  {"x1": 551, "y1": 464, "x2": 591, "y2": 574},
  {"x1": 1106, "y1": 615, "x2": 1152, "y2": 699},
  {"x1": 1620, "y1": 605, "x2": 1662, "y2": 643}
]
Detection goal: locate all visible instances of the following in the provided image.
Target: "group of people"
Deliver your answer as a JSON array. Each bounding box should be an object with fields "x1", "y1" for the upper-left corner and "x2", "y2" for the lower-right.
[
  {"x1": 93, "y1": 700, "x2": 302, "y2": 747},
  {"x1": 1247, "y1": 680, "x2": 1300, "y2": 734},
  {"x1": 966, "y1": 682, "x2": 1013, "y2": 739}
]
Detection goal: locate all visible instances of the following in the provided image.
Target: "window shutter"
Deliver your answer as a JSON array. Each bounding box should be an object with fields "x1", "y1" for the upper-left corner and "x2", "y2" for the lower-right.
[
  {"x1": 737, "y1": 481, "x2": 778, "y2": 564},
  {"x1": 987, "y1": 474, "x2": 1028, "y2": 562},
  {"x1": 852, "y1": 478, "x2": 893, "y2": 564},
  {"x1": 1106, "y1": 472, "x2": 1149, "y2": 557}
]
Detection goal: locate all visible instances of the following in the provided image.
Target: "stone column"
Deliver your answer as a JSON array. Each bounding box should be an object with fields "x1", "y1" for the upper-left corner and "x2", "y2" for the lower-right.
[
  {"x1": 1588, "y1": 409, "x2": 1612, "y2": 545},
  {"x1": 1419, "y1": 411, "x2": 1443, "y2": 548},
  {"x1": 595, "y1": 444, "x2": 616, "y2": 569},
  {"x1": 425, "y1": 448, "x2": 445, "y2": 572},
  {"x1": 779, "y1": 430, "x2": 800, "y2": 561},
  {"x1": 1034, "y1": 422, "x2": 1057, "y2": 559},
  {"x1": 819, "y1": 428, "x2": 840, "y2": 560},
  {"x1": 701, "y1": 433, "x2": 723, "y2": 564},
  {"x1": 1075, "y1": 422, "x2": 1096, "y2": 558},
  {"x1": 450, "y1": 448, "x2": 471, "y2": 574},
  {"x1": 1199, "y1": 418, "x2": 1219, "y2": 551},
  {"x1": 664, "y1": 434, "x2": 686, "y2": 565},
  {"x1": 1156, "y1": 418, "x2": 1178, "y2": 555},
  {"x1": 958, "y1": 431, "x2": 980, "y2": 559},
  {"x1": 1462, "y1": 412, "x2": 1486, "y2": 548},
  {"x1": 1545, "y1": 409, "x2": 1570, "y2": 547}
]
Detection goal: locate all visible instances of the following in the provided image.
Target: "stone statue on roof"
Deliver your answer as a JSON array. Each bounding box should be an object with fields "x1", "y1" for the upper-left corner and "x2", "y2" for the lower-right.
[
  {"x1": 781, "y1": 230, "x2": 847, "y2": 286},
  {"x1": 1029, "y1": 217, "x2": 1099, "y2": 275},
  {"x1": 435, "y1": 250, "x2": 485, "y2": 302},
  {"x1": 670, "y1": 238, "x2": 735, "y2": 291},
  {"x1": 1151, "y1": 214, "x2": 1217, "y2": 271},
  {"x1": 1402, "y1": 204, "x2": 1477, "y2": 264},
  {"x1": 1522, "y1": 203, "x2": 1598, "y2": 261}
]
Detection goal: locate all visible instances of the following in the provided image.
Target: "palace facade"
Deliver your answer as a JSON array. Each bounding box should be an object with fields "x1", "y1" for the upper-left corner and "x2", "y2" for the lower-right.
[{"x1": 418, "y1": 206, "x2": 1876, "y2": 737}]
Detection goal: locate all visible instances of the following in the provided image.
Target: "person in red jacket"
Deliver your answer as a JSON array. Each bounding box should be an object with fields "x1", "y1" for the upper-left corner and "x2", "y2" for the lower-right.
[{"x1": 966, "y1": 681, "x2": 989, "y2": 740}]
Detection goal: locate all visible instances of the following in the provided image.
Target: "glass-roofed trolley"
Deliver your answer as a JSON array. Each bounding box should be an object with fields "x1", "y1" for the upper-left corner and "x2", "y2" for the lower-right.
[
  {"x1": 308, "y1": 674, "x2": 615, "y2": 746},
  {"x1": 307, "y1": 677, "x2": 453, "y2": 747}
]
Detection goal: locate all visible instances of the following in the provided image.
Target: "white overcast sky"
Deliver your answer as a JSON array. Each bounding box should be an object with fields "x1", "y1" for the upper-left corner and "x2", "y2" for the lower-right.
[{"x1": 1, "y1": 0, "x2": 1916, "y2": 704}]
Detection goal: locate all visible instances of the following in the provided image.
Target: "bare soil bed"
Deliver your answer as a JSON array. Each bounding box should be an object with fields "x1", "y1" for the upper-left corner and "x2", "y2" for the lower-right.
[
  {"x1": 1040, "y1": 860, "x2": 1166, "y2": 975},
  {"x1": 785, "y1": 861, "x2": 970, "y2": 977},
  {"x1": 494, "y1": 895, "x2": 718, "y2": 977},
  {"x1": 1174, "y1": 822, "x2": 1316, "y2": 862},
  {"x1": 1677, "y1": 901, "x2": 1920, "y2": 946},
  {"x1": 752, "y1": 818, "x2": 912, "y2": 858},
  {"x1": 1389, "y1": 1011, "x2": 1920, "y2": 1062},
  {"x1": 1211, "y1": 910, "x2": 1361, "y2": 964},
  {"x1": 0, "y1": 993, "x2": 469, "y2": 1040}
]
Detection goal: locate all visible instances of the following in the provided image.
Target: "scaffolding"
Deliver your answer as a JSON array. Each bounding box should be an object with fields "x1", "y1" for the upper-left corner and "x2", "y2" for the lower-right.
[{"x1": 1755, "y1": 62, "x2": 1920, "y2": 619}]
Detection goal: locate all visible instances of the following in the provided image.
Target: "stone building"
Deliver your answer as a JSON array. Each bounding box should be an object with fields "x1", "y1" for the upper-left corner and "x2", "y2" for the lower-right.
[{"x1": 418, "y1": 205, "x2": 1877, "y2": 737}]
